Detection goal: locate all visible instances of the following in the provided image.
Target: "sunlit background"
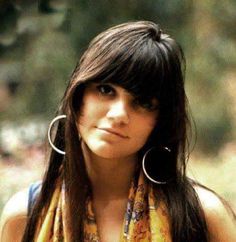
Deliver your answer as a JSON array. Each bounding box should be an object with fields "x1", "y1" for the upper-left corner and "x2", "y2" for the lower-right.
[{"x1": 0, "y1": 0, "x2": 236, "y2": 214}]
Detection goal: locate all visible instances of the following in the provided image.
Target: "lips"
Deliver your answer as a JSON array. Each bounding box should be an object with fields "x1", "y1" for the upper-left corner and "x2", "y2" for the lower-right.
[{"x1": 97, "y1": 127, "x2": 129, "y2": 139}]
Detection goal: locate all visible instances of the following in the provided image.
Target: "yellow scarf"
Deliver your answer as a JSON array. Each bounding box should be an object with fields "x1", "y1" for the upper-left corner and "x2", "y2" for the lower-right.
[{"x1": 34, "y1": 172, "x2": 171, "y2": 241}]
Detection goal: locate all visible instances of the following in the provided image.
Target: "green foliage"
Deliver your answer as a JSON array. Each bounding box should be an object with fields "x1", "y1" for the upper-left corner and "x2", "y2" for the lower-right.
[
  {"x1": 0, "y1": 0, "x2": 235, "y2": 154},
  {"x1": 67, "y1": 0, "x2": 192, "y2": 56}
]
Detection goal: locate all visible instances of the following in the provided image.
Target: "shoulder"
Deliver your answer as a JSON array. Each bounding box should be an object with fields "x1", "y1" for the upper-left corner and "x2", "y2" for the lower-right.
[
  {"x1": 194, "y1": 185, "x2": 236, "y2": 242},
  {"x1": 0, "y1": 188, "x2": 29, "y2": 242}
]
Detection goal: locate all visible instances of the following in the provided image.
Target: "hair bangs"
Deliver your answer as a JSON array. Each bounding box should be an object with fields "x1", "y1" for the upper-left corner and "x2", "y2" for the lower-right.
[{"x1": 88, "y1": 39, "x2": 166, "y2": 101}]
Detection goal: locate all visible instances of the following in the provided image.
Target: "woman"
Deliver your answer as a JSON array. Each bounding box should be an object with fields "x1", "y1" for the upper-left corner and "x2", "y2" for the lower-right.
[{"x1": 0, "y1": 21, "x2": 235, "y2": 242}]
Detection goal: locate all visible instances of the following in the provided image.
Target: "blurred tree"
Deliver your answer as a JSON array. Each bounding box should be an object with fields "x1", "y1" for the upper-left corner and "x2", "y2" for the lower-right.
[
  {"x1": 0, "y1": 0, "x2": 235, "y2": 154},
  {"x1": 0, "y1": 1, "x2": 19, "y2": 34},
  {"x1": 38, "y1": 0, "x2": 55, "y2": 13},
  {"x1": 66, "y1": 0, "x2": 192, "y2": 57},
  {"x1": 0, "y1": 0, "x2": 73, "y2": 121},
  {"x1": 185, "y1": 0, "x2": 235, "y2": 153}
]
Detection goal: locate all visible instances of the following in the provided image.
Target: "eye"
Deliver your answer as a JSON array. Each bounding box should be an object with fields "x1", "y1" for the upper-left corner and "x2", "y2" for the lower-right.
[
  {"x1": 133, "y1": 98, "x2": 159, "y2": 112},
  {"x1": 96, "y1": 84, "x2": 115, "y2": 96}
]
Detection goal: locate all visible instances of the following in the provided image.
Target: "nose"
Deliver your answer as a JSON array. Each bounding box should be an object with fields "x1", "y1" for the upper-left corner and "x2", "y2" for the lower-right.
[{"x1": 106, "y1": 99, "x2": 129, "y2": 125}]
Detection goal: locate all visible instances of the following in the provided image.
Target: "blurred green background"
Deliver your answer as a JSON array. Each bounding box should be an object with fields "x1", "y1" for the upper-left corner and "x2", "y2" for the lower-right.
[{"x1": 0, "y1": 0, "x2": 236, "y2": 214}]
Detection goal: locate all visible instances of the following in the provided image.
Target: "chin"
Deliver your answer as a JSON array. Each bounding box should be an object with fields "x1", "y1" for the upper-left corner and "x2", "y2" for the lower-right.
[
  {"x1": 86, "y1": 141, "x2": 134, "y2": 159},
  {"x1": 94, "y1": 151, "x2": 121, "y2": 159},
  {"x1": 90, "y1": 145, "x2": 124, "y2": 159}
]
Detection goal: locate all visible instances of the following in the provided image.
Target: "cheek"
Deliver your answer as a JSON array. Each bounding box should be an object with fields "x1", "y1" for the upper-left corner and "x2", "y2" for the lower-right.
[
  {"x1": 144, "y1": 120, "x2": 156, "y2": 138},
  {"x1": 77, "y1": 101, "x2": 92, "y2": 123},
  {"x1": 76, "y1": 102, "x2": 90, "y2": 131},
  {"x1": 140, "y1": 113, "x2": 157, "y2": 134},
  {"x1": 132, "y1": 117, "x2": 156, "y2": 145},
  {"x1": 77, "y1": 101, "x2": 104, "y2": 128},
  {"x1": 137, "y1": 115, "x2": 157, "y2": 145}
]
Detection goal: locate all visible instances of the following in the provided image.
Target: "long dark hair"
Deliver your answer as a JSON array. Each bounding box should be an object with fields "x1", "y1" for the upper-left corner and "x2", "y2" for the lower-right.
[{"x1": 23, "y1": 21, "x2": 208, "y2": 242}]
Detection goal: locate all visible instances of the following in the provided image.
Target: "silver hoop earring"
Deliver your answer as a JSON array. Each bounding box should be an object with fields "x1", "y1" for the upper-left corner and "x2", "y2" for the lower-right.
[
  {"x1": 47, "y1": 115, "x2": 66, "y2": 155},
  {"x1": 142, "y1": 146, "x2": 171, "y2": 184}
]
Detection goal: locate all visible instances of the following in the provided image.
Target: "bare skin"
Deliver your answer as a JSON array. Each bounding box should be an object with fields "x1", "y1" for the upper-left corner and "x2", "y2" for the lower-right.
[
  {"x1": 1, "y1": 173, "x2": 236, "y2": 242},
  {"x1": 81, "y1": 142, "x2": 138, "y2": 242},
  {"x1": 1, "y1": 84, "x2": 236, "y2": 241},
  {"x1": 0, "y1": 189, "x2": 28, "y2": 242},
  {"x1": 77, "y1": 83, "x2": 158, "y2": 241}
]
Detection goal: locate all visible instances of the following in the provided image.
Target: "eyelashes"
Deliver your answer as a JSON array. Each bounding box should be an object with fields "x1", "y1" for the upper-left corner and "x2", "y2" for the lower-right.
[
  {"x1": 95, "y1": 83, "x2": 158, "y2": 112},
  {"x1": 96, "y1": 84, "x2": 115, "y2": 96},
  {"x1": 133, "y1": 98, "x2": 159, "y2": 111}
]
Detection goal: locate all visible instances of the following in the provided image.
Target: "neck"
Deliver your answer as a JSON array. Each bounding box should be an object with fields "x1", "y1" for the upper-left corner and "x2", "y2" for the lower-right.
[{"x1": 81, "y1": 143, "x2": 138, "y2": 200}]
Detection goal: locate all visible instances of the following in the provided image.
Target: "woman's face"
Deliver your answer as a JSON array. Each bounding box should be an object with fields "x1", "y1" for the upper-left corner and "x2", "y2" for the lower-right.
[{"x1": 77, "y1": 83, "x2": 158, "y2": 159}]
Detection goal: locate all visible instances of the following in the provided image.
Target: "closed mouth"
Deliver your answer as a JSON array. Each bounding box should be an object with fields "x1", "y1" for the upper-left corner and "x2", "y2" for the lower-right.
[{"x1": 97, "y1": 128, "x2": 129, "y2": 139}]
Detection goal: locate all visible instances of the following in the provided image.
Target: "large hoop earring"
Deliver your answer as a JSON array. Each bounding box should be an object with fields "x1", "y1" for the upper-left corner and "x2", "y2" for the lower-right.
[
  {"x1": 47, "y1": 115, "x2": 66, "y2": 155},
  {"x1": 142, "y1": 146, "x2": 172, "y2": 184}
]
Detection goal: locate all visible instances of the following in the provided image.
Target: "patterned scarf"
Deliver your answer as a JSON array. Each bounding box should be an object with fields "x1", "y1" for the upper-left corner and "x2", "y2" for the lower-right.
[{"x1": 34, "y1": 172, "x2": 171, "y2": 241}]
